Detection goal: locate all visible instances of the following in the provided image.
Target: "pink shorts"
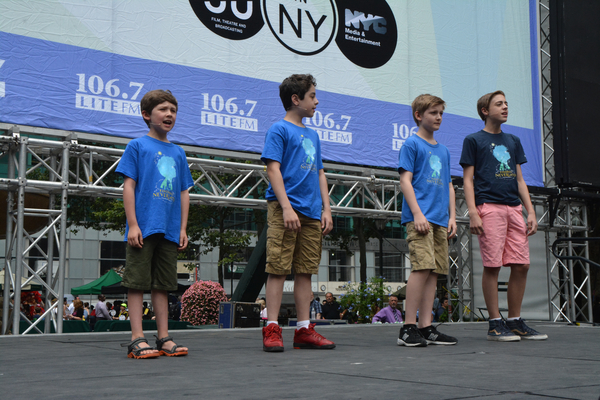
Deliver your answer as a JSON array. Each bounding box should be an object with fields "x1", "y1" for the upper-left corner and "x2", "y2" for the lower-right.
[{"x1": 476, "y1": 203, "x2": 530, "y2": 267}]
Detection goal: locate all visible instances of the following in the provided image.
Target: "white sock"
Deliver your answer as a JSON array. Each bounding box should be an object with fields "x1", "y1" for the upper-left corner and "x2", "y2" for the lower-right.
[
  {"x1": 490, "y1": 318, "x2": 501, "y2": 321},
  {"x1": 297, "y1": 320, "x2": 310, "y2": 330},
  {"x1": 267, "y1": 320, "x2": 279, "y2": 326},
  {"x1": 507, "y1": 316, "x2": 520, "y2": 321}
]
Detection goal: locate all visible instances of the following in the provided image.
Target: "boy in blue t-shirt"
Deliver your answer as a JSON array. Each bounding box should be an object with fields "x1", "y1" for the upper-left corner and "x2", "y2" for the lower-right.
[
  {"x1": 116, "y1": 89, "x2": 194, "y2": 359},
  {"x1": 397, "y1": 94, "x2": 457, "y2": 347},
  {"x1": 260, "y1": 74, "x2": 334, "y2": 352},
  {"x1": 460, "y1": 90, "x2": 547, "y2": 341}
]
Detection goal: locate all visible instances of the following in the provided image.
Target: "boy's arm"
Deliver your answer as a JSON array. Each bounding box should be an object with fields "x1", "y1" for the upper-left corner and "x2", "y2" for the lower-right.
[
  {"x1": 448, "y1": 182, "x2": 457, "y2": 239},
  {"x1": 399, "y1": 170, "x2": 429, "y2": 234},
  {"x1": 123, "y1": 177, "x2": 143, "y2": 248},
  {"x1": 516, "y1": 164, "x2": 537, "y2": 236},
  {"x1": 266, "y1": 160, "x2": 301, "y2": 232},
  {"x1": 319, "y1": 169, "x2": 333, "y2": 235},
  {"x1": 462, "y1": 165, "x2": 483, "y2": 235},
  {"x1": 179, "y1": 189, "x2": 190, "y2": 250}
]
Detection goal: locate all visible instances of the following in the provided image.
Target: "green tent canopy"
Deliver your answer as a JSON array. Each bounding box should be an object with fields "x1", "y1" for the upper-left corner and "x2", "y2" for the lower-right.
[{"x1": 71, "y1": 269, "x2": 122, "y2": 295}]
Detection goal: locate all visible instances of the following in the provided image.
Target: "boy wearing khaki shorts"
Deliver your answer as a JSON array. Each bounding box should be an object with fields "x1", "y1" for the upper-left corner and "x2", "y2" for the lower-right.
[
  {"x1": 397, "y1": 94, "x2": 457, "y2": 347},
  {"x1": 260, "y1": 74, "x2": 334, "y2": 352},
  {"x1": 116, "y1": 90, "x2": 194, "y2": 358},
  {"x1": 460, "y1": 90, "x2": 547, "y2": 341}
]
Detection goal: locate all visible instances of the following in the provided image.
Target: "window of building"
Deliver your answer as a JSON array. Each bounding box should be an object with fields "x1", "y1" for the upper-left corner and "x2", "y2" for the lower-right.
[
  {"x1": 100, "y1": 241, "x2": 126, "y2": 276},
  {"x1": 328, "y1": 250, "x2": 353, "y2": 282}
]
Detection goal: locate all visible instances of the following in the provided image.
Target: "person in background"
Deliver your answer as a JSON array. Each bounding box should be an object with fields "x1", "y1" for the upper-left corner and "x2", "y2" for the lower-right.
[{"x1": 372, "y1": 295, "x2": 403, "y2": 324}]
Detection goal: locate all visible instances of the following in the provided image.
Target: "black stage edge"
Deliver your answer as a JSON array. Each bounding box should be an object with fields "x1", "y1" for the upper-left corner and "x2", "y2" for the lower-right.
[{"x1": 1, "y1": 322, "x2": 599, "y2": 399}]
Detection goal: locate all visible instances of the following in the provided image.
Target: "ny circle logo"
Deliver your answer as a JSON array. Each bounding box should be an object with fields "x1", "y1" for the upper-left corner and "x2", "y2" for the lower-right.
[{"x1": 262, "y1": 0, "x2": 337, "y2": 56}]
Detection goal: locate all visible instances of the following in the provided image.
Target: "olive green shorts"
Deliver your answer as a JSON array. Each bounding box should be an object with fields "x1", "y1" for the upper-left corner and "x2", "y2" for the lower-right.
[
  {"x1": 405, "y1": 222, "x2": 449, "y2": 275},
  {"x1": 266, "y1": 201, "x2": 323, "y2": 275},
  {"x1": 122, "y1": 233, "x2": 178, "y2": 291}
]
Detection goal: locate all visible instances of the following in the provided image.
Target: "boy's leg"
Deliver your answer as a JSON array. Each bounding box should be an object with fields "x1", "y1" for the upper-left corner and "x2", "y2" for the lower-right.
[
  {"x1": 507, "y1": 264, "x2": 529, "y2": 318},
  {"x1": 482, "y1": 266, "x2": 501, "y2": 319},
  {"x1": 152, "y1": 289, "x2": 188, "y2": 353},
  {"x1": 293, "y1": 273, "x2": 312, "y2": 321},
  {"x1": 128, "y1": 288, "x2": 158, "y2": 356},
  {"x1": 404, "y1": 269, "x2": 431, "y2": 325},
  {"x1": 265, "y1": 273, "x2": 286, "y2": 322},
  {"x1": 417, "y1": 272, "x2": 438, "y2": 329}
]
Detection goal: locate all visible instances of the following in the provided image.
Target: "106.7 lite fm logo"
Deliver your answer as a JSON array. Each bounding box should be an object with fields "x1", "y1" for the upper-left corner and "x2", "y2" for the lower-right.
[{"x1": 189, "y1": 0, "x2": 397, "y2": 69}]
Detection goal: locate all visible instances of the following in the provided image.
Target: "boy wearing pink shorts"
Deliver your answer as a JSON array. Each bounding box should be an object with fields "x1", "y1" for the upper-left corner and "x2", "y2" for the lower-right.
[{"x1": 460, "y1": 90, "x2": 547, "y2": 341}]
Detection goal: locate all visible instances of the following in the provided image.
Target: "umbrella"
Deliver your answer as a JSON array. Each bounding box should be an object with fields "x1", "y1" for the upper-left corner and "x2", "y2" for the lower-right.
[
  {"x1": 70, "y1": 270, "x2": 122, "y2": 295},
  {"x1": 391, "y1": 283, "x2": 407, "y2": 299},
  {"x1": 101, "y1": 282, "x2": 190, "y2": 295}
]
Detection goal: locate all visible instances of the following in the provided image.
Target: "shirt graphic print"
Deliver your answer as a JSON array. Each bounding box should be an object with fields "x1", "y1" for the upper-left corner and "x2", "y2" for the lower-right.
[
  {"x1": 154, "y1": 152, "x2": 177, "y2": 203},
  {"x1": 490, "y1": 143, "x2": 516, "y2": 180}
]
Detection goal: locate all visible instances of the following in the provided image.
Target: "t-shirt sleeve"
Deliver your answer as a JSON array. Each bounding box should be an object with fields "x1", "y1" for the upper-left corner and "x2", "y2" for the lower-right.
[
  {"x1": 261, "y1": 126, "x2": 285, "y2": 164},
  {"x1": 398, "y1": 139, "x2": 416, "y2": 174},
  {"x1": 513, "y1": 136, "x2": 527, "y2": 165},
  {"x1": 446, "y1": 147, "x2": 452, "y2": 185},
  {"x1": 116, "y1": 141, "x2": 139, "y2": 182},
  {"x1": 316, "y1": 137, "x2": 324, "y2": 171},
  {"x1": 459, "y1": 136, "x2": 476, "y2": 168},
  {"x1": 178, "y1": 148, "x2": 194, "y2": 191}
]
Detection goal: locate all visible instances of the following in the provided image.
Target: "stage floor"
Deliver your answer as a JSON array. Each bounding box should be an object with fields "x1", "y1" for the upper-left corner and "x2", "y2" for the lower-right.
[{"x1": 1, "y1": 321, "x2": 599, "y2": 399}]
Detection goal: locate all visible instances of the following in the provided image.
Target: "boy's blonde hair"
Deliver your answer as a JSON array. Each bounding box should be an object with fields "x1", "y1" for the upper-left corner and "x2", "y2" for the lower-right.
[
  {"x1": 140, "y1": 89, "x2": 178, "y2": 127},
  {"x1": 411, "y1": 94, "x2": 445, "y2": 125},
  {"x1": 477, "y1": 90, "x2": 505, "y2": 121}
]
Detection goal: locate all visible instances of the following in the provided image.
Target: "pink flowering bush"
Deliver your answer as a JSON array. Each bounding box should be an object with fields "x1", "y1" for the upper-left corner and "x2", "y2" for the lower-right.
[{"x1": 181, "y1": 280, "x2": 227, "y2": 326}]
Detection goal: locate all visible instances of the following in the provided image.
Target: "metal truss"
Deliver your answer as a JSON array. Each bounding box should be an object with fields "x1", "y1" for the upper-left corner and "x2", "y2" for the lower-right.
[
  {"x1": 0, "y1": 123, "x2": 407, "y2": 334},
  {"x1": 447, "y1": 195, "x2": 475, "y2": 321},
  {"x1": 538, "y1": 0, "x2": 593, "y2": 323}
]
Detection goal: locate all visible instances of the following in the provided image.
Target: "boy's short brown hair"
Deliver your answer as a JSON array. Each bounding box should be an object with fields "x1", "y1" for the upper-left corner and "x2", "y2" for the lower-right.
[
  {"x1": 279, "y1": 74, "x2": 317, "y2": 111},
  {"x1": 140, "y1": 89, "x2": 178, "y2": 127},
  {"x1": 411, "y1": 94, "x2": 445, "y2": 125},
  {"x1": 477, "y1": 90, "x2": 505, "y2": 121}
]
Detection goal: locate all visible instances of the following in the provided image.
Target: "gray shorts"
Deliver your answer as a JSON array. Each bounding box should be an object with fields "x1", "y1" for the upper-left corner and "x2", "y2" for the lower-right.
[{"x1": 122, "y1": 233, "x2": 178, "y2": 291}]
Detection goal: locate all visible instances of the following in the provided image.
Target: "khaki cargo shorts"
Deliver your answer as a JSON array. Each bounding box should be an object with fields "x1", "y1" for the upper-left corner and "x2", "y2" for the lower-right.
[
  {"x1": 405, "y1": 222, "x2": 449, "y2": 275},
  {"x1": 266, "y1": 201, "x2": 322, "y2": 275}
]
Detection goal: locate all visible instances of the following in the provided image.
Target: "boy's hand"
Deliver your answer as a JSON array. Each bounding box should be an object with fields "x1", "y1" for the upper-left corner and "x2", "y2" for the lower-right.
[
  {"x1": 469, "y1": 213, "x2": 484, "y2": 235},
  {"x1": 414, "y1": 213, "x2": 430, "y2": 234},
  {"x1": 447, "y1": 218, "x2": 457, "y2": 240},
  {"x1": 321, "y1": 209, "x2": 333, "y2": 235},
  {"x1": 526, "y1": 214, "x2": 538, "y2": 236},
  {"x1": 127, "y1": 226, "x2": 143, "y2": 248},
  {"x1": 179, "y1": 231, "x2": 189, "y2": 250},
  {"x1": 283, "y1": 207, "x2": 302, "y2": 232}
]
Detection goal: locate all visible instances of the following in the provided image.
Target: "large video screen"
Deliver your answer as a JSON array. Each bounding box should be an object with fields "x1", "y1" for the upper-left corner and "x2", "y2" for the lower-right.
[{"x1": 0, "y1": 0, "x2": 542, "y2": 185}]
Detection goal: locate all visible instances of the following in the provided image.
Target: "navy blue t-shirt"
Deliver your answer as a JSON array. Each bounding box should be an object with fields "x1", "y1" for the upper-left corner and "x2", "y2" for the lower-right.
[{"x1": 459, "y1": 130, "x2": 527, "y2": 206}]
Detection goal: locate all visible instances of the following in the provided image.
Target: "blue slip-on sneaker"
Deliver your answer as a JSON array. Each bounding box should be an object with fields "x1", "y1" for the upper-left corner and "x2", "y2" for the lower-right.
[
  {"x1": 487, "y1": 319, "x2": 521, "y2": 342},
  {"x1": 506, "y1": 318, "x2": 548, "y2": 340}
]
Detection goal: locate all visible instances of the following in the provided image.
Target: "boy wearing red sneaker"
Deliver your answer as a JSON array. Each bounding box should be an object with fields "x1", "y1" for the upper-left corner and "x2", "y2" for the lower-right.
[{"x1": 260, "y1": 74, "x2": 334, "y2": 352}]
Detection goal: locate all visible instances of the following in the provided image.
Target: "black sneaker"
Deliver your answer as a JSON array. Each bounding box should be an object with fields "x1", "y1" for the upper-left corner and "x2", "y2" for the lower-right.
[
  {"x1": 419, "y1": 325, "x2": 458, "y2": 345},
  {"x1": 397, "y1": 324, "x2": 427, "y2": 347},
  {"x1": 506, "y1": 318, "x2": 548, "y2": 340},
  {"x1": 487, "y1": 319, "x2": 520, "y2": 342}
]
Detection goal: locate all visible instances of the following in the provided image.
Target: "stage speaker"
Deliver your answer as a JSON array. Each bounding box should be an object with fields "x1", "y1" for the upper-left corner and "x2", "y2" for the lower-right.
[{"x1": 550, "y1": 0, "x2": 600, "y2": 188}]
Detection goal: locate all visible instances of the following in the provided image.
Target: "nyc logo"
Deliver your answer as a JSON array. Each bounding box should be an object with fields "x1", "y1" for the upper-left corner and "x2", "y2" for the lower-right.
[{"x1": 190, "y1": 0, "x2": 397, "y2": 68}]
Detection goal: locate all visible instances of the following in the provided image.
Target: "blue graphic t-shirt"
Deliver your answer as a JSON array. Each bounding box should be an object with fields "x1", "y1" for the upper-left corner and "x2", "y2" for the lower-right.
[
  {"x1": 116, "y1": 135, "x2": 194, "y2": 245},
  {"x1": 398, "y1": 135, "x2": 451, "y2": 227},
  {"x1": 261, "y1": 120, "x2": 324, "y2": 220},
  {"x1": 459, "y1": 130, "x2": 527, "y2": 206}
]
